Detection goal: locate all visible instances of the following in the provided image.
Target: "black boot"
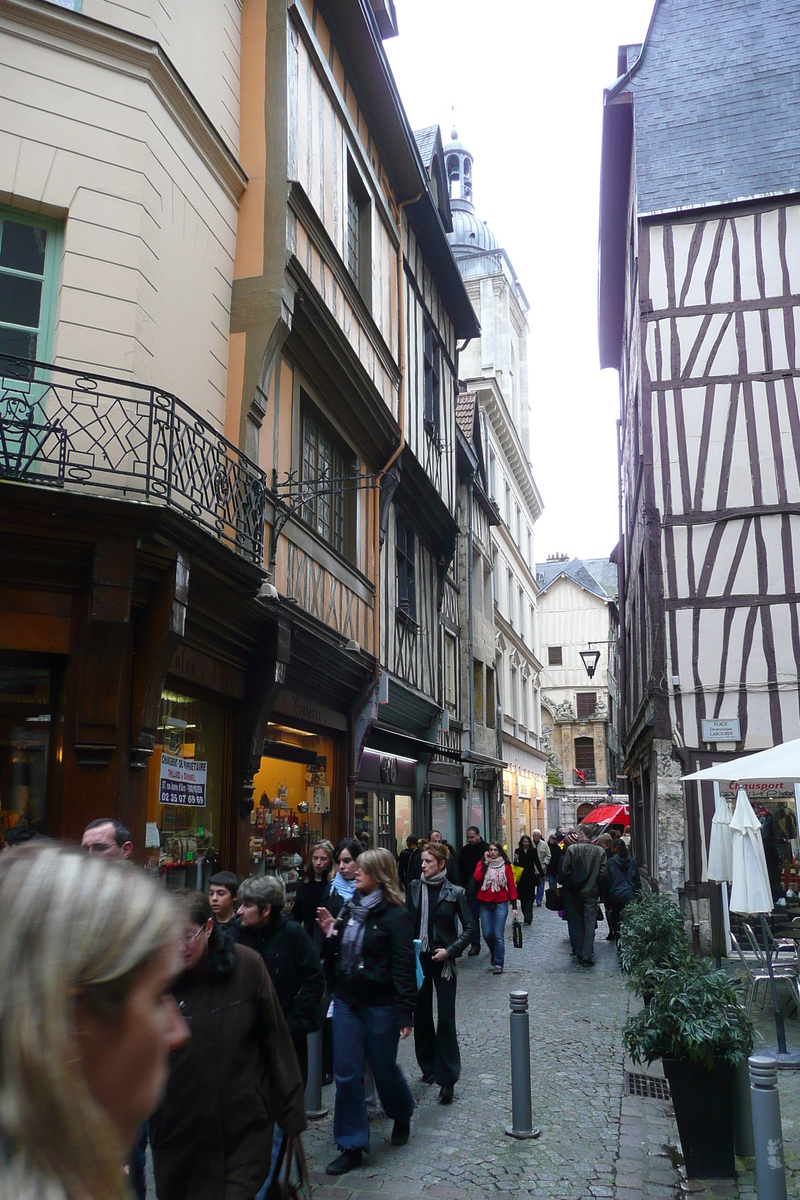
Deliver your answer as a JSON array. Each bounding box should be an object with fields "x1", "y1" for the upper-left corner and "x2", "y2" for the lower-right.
[
  {"x1": 391, "y1": 1120, "x2": 410, "y2": 1146},
  {"x1": 326, "y1": 1149, "x2": 363, "y2": 1175}
]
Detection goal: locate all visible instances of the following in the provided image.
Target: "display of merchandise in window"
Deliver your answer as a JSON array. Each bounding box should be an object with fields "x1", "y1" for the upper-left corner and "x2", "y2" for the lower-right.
[
  {"x1": 249, "y1": 724, "x2": 335, "y2": 908},
  {"x1": 0, "y1": 666, "x2": 52, "y2": 848}
]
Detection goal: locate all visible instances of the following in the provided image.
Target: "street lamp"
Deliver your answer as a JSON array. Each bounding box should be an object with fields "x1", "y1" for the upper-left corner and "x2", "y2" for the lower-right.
[{"x1": 579, "y1": 647, "x2": 601, "y2": 678}]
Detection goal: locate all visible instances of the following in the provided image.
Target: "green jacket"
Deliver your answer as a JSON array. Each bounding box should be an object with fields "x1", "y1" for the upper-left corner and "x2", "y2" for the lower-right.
[{"x1": 561, "y1": 840, "x2": 608, "y2": 900}]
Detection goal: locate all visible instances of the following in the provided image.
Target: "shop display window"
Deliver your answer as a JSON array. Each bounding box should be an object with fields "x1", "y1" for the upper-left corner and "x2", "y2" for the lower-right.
[
  {"x1": 0, "y1": 666, "x2": 51, "y2": 847},
  {"x1": 354, "y1": 790, "x2": 412, "y2": 856},
  {"x1": 146, "y1": 688, "x2": 225, "y2": 889},
  {"x1": 249, "y1": 724, "x2": 335, "y2": 902}
]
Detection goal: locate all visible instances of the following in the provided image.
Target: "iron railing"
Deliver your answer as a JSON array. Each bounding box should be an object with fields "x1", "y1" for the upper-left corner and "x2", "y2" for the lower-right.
[{"x1": 0, "y1": 356, "x2": 267, "y2": 564}]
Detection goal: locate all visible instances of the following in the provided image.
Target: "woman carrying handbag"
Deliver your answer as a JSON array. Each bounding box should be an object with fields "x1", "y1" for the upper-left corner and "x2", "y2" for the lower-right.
[
  {"x1": 473, "y1": 841, "x2": 520, "y2": 974},
  {"x1": 406, "y1": 842, "x2": 476, "y2": 1104}
]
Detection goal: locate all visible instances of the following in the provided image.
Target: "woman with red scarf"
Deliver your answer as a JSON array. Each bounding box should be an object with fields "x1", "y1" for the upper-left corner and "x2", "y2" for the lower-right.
[{"x1": 473, "y1": 841, "x2": 519, "y2": 974}]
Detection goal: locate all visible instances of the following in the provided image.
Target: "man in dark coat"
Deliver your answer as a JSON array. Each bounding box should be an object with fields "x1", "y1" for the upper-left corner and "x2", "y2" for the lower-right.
[
  {"x1": 457, "y1": 826, "x2": 487, "y2": 954},
  {"x1": 234, "y1": 873, "x2": 325, "y2": 1084},
  {"x1": 408, "y1": 831, "x2": 459, "y2": 885},
  {"x1": 150, "y1": 892, "x2": 306, "y2": 1200}
]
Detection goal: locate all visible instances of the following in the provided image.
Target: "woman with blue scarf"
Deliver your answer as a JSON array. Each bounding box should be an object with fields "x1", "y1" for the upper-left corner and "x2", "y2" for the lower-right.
[{"x1": 317, "y1": 847, "x2": 416, "y2": 1178}]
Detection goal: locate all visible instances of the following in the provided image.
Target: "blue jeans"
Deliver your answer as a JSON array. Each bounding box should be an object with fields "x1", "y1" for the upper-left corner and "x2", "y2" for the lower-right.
[
  {"x1": 479, "y1": 901, "x2": 509, "y2": 968},
  {"x1": 535, "y1": 876, "x2": 545, "y2": 904},
  {"x1": 332, "y1": 999, "x2": 414, "y2": 1152}
]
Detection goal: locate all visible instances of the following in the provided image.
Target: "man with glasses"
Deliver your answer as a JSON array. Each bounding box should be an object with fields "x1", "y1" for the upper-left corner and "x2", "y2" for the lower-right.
[{"x1": 81, "y1": 818, "x2": 134, "y2": 859}]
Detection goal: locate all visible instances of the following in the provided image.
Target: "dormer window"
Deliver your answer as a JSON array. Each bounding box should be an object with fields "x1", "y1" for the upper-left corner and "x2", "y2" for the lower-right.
[{"x1": 423, "y1": 318, "x2": 440, "y2": 440}]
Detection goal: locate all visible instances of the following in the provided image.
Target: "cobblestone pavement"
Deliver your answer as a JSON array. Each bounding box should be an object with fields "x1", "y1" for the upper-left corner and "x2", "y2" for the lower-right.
[{"x1": 147, "y1": 904, "x2": 800, "y2": 1199}]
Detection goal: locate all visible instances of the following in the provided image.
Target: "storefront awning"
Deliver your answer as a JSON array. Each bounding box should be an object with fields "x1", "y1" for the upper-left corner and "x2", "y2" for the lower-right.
[
  {"x1": 368, "y1": 723, "x2": 462, "y2": 762},
  {"x1": 462, "y1": 749, "x2": 507, "y2": 769}
]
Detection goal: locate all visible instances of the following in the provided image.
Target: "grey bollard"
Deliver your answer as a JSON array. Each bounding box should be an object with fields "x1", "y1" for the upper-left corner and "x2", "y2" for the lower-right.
[
  {"x1": 749, "y1": 1056, "x2": 787, "y2": 1200},
  {"x1": 733, "y1": 1057, "x2": 754, "y2": 1157},
  {"x1": 505, "y1": 991, "x2": 540, "y2": 1140},
  {"x1": 305, "y1": 1028, "x2": 328, "y2": 1120}
]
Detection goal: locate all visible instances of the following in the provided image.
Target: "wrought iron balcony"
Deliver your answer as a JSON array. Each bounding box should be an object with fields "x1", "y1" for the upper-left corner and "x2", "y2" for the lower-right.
[{"x1": 0, "y1": 355, "x2": 267, "y2": 565}]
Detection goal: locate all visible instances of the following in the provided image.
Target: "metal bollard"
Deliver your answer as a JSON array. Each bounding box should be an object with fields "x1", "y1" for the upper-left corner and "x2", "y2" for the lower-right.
[
  {"x1": 505, "y1": 991, "x2": 540, "y2": 1140},
  {"x1": 305, "y1": 1028, "x2": 328, "y2": 1120},
  {"x1": 749, "y1": 1056, "x2": 787, "y2": 1200}
]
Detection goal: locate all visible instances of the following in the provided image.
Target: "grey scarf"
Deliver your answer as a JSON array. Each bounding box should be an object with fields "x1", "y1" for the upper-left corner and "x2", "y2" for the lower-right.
[
  {"x1": 339, "y1": 887, "x2": 383, "y2": 979},
  {"x1": 419, "y1": 872, "x2": 454, "y2": 980}
]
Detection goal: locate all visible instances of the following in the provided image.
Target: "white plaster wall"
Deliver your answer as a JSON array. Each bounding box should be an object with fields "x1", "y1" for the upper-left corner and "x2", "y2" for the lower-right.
[{"x1": 0, "y1": 19, "x2": 240, "y2": 429}]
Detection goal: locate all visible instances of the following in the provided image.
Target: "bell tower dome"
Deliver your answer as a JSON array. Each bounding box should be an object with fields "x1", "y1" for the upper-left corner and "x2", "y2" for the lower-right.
[{"x1": 444, "y1": 127, "x2": 474, "y2": 211}]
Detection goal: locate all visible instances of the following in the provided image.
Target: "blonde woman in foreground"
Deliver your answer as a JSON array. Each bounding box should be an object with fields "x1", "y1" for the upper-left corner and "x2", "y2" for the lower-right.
[{"x1": 0, "y1": 842, "x2": 188, "y2": 1200}]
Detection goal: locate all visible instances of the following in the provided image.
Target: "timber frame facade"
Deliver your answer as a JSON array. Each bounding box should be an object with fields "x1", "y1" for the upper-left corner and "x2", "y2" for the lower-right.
[{"x1": 599, "y1": 0, "x2": 800, "y2": 939}]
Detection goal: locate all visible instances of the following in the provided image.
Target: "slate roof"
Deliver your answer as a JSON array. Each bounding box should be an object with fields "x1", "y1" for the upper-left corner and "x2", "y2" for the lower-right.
[
  {"x1": 534, "y1": 557, "x2": 618, "y2": 602},
  {"x1": 613, "y1": 0, "x2": 800, "y2": 216},
  {"x1": 413, "y1": 125, "x2": 439, "y2": 170}
]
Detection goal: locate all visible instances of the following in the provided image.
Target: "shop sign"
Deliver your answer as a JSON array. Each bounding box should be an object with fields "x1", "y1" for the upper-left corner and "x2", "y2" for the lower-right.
[
  {"x1": 170, "y1": 646, "x2": 245, "y2": 699},
  {"x1": 273, "y1": 689, "x2": 348, "y2": 732},
  {"x1": 719, "y1": 780, "x2": 796, "y2": 801},
  {"x1": 701, "y1": 718, "x2": 741, "y2": 743},
  {"x1": 159, "y1": 753, "x2": 207, "y2": 807}
]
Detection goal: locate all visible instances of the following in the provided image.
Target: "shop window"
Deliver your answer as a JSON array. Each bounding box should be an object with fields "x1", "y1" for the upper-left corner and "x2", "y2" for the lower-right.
[
  {"x1": 444, "y1": 631, "x2": 457, "y2": 714},
  {"x1": 423, "y1": 318, "x2": 440, "y2": 439},
  {"x1": 0, "y1": 208, "x2": 61, "y2": 363},
  {"x1": 146, "y1": 688, "x2": 226, "y2": 888},
  {"x1": 0, "y1": 666, "x2": 52, "y2": 846},
  {"x1": 250, "y1": 723, "x2": 336, "y2": 902},
  {"x1": 548, "y1": 645, "x2": 562, "y2": 666},
  {"x1": 300, "y1": 398, "x2": 355, "y2": 559},
  {"x1": 431, "y1": 789, "x2": 457, "y2": 848},
  {"x1": 396, "y1": 509, "x2": 416, "y2": 620},
  {"x1": 577, "y1": 692, "x2": 596, "y2": 719}
]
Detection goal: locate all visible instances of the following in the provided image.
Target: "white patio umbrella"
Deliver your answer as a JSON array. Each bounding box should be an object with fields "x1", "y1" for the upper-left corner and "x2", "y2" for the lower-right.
[
  {"x1": 707, "y1": 791, "x2": 733, "y2": 968},
  {"x1": 707, "y1": 791, "x2": 733, "y2": 884},
  {"x1": 728, "y1": 788, "x2": 787, "y2": 1054},
  {"x1": 683, "y1": 737, "x2": 800, "y2": 785}
]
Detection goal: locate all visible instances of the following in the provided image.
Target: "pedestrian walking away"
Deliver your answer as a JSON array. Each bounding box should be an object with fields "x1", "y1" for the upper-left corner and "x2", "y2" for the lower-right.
[
  {"x1": 606, "y1": 838, "x2": 642, "y2": 943},
  {"x1": 150, "y1": 890, "x2": 307, "y2": 1200},
  {"x1": 546, "y1": 833, "x2": 561, "y2": 892},
  {"x1": 209, "y1": 871, "x2": 240, "y2": 931},
  {"x1": 317, "y1": 847, "x2": 416, "y2": 1177},
  {"x1": 474, "y1": 840, "x2": 519, "y2": 973},
  {"x1": 458, "y1": 825, "x2": 488, "y2": 955},
  {"x1": 560, "y1": 827, "x2": 608, "y2": 966},
  {"x1": 233, "y1": 875, "x2": 325, "y2": 1085},
  {"x1": 513, "y1": 835, "x2": 540, "y2": 924},
  {"x1": 530, "y1": 829, "x2": 551, "y2": 906},
  {"x1": 0, "y1": 842, "x2": 188, "y2": 1200},
  {"x1": 290, "y1": 839, "x2": 335, "y2": 938},
  {"x1": 398, "y1": 835, "x2": 418, "y2": 890},
  {"x1": 406, "y1": 841, "x2": 476, "y2": 1104}
]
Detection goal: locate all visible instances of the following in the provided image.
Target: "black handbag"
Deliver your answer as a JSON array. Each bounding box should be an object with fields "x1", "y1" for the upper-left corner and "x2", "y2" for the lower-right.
[
  {"x1": 545, "y1": 887, "x2": 562, "y2": 911},
  {"x1": 512, "y1": 919, "x2": 523, "y2": 948}
]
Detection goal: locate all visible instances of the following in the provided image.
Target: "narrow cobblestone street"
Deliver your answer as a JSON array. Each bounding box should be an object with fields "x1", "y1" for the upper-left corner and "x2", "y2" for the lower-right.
[{"x1": 302, "y1": 907, "x2": 619, "y2": 1199}]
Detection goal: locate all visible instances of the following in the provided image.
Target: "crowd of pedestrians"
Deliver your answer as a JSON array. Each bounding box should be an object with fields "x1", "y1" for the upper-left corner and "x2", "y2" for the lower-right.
[{"x1": 0, "y1": 813, "x2": 642, "y2": 1198}]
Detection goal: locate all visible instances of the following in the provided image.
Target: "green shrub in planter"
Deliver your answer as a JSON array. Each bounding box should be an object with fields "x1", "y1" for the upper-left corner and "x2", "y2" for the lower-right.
[
  {"x1": 623, "y1": 960, "x2": 754, "y2": 1180},
  {"x1": 623, "y1": 958, "x2": 754, "y2": 1070},
  {"x1": 617, "y1": 892, "x2": 691, "y2": 997}
]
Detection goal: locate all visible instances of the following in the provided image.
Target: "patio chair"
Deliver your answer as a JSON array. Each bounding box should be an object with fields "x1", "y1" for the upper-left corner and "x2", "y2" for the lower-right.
[{"x1": 731, "y1": 928, "x2": 800, "y2": 1017}]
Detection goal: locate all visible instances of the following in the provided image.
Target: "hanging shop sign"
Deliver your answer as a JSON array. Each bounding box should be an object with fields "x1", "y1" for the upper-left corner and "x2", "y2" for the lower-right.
[{"x1": 159, "y1": 753, "x2": 207, "y2": 807}]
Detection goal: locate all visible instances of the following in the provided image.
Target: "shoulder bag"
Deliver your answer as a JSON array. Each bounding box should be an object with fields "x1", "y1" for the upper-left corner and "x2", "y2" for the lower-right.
[{"x1": 266, "y1": 1136, "x2": 310, "y2": 1200}]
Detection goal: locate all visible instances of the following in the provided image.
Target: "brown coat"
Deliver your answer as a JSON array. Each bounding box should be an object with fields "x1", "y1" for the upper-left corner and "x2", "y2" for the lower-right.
[{"x1": 149, "y1": 933, "x2": 307, "y2": 1200}]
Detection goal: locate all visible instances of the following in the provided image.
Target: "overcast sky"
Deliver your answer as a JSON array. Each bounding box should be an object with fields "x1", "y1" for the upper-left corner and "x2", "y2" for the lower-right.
[{"x1": 385, "y1": 0, "x2": 654, "y2": 565}]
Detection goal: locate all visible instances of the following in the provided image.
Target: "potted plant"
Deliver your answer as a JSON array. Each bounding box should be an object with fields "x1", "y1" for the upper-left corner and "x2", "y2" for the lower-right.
[
  {"x1": 623, "y1": 958, "x2": 755, "y2": 1179},
  {"x1": 617, "y1": 892, "x2": 692, "y2": 999}
]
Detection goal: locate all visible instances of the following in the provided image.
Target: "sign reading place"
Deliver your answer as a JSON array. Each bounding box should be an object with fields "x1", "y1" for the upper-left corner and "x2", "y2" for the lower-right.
[
  {"x1": 701, "y1": 718, "x2": 741, "y2": 743},
  {"x1": 159, "y1": 753, "x2": 207, "y2": 807}
]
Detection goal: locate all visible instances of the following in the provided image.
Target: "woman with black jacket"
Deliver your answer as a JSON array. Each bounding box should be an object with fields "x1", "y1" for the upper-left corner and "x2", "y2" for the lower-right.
[
  {"x1": 317, "y1": 847, "x2": 416, "y2": 1178},
  {"x1": 290, "y1": 839, "x2": 335, "y2": 937},
  {"x1": 513, "y1": 835, "x2": 540, "y2": 924},
  {"x1": 406, "y1": 841, "x2": 475, "y2": 1104}
]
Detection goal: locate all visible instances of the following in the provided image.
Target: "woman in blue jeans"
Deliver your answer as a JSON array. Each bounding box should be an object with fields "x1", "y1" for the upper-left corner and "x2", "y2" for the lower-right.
[
  {"x1": 473, "y1": 841, "x2": 519, "y2": 974},
  {"x1": 317, "y1": 847, "x2": 416, "y2": 1177}
]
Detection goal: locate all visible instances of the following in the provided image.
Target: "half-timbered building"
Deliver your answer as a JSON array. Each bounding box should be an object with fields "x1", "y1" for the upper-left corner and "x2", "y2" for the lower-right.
[
  {"x1": 446, "y1": 131, "x2": 547, "y2": 847},
  {"x1": 599, "y1": 0, "x2": 800, "y2": 934}
]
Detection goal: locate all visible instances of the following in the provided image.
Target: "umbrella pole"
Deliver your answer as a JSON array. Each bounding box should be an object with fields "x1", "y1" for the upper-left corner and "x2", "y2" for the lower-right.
[
  {"x1": 715, "y1": 883, "x2": 723, "y2": 969},
  {"x1": 760, "y1": 913, "x2": 788, "y2": 1056}
]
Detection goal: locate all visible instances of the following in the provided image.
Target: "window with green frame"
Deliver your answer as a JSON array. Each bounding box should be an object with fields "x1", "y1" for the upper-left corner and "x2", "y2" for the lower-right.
[
  {"x1": 46, "y1": 1, "x2": 81, "y2": 10},
  {"x1": 0, "y1": 208, "x2": 61, "y2": 364}
]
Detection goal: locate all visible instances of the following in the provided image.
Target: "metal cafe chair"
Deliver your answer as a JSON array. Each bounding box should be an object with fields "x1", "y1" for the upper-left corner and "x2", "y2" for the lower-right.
[{"x1": 731, "y1": 926, "x2": 800, "y2": 1017}]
